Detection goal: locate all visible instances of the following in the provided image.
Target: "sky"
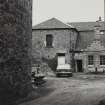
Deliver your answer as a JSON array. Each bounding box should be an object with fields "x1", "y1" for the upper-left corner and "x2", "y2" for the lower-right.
[{"x1": 32, "y1": 0, "x2": 104, "y2": 26}]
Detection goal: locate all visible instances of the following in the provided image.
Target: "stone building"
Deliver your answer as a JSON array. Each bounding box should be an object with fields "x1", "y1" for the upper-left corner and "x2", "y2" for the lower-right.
[
  {"x1": 33, "y1": 17, "x2": 105, "y2": 73},
  {"x1": 69, "y1": 18, "x2": 105, "y2": 72},
  {"x1": 32, "y1": 18, "x2": 78, "y2": 71}
]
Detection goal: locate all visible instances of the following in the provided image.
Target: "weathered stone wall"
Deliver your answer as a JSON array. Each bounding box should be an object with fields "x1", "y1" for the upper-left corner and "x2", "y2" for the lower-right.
[
  {"x1": 32, "y1": 29, "x2": 78, "y2": 69},
  {"x1": 0, "y1": 0, "x2": 32, "y2": 97}
]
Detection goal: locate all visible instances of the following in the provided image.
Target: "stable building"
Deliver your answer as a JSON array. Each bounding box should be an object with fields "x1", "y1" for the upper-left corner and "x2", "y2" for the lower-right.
[
  {"x1": 33, "y1": 17, "x2": 105, "y2": 73},
  {"x1": 32, "y1": 18, "x2": 78, "y2": 71},
  {"x1": 69, "y1": 18, "x2": 105, "y2": 72}
]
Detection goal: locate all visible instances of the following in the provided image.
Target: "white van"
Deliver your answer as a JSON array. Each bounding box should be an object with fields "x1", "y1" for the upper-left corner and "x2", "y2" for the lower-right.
[{"x1": 56, "y1": 51, "x2": 72, "y2": 77}]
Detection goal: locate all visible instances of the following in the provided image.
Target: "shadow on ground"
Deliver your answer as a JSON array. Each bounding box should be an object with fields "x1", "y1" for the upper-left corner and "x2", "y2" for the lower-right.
[
  {"x1": 15, "y1": 81, "x2": 55, "y2": 105},
  {"x1": 0, "y1": 88, "x2": 17, "y2": 105},
  {"x1": 0, "y1": 80, "x2": 55, "y2": 105},
  {"x1": 97, "y1": 98, "x2": 105, "y2": 105}
]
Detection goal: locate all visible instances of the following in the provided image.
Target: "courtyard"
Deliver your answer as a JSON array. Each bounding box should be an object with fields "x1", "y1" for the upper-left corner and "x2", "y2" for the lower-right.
[{"x1": 19, "y1": 73, "x2": 105, "y2": 105}]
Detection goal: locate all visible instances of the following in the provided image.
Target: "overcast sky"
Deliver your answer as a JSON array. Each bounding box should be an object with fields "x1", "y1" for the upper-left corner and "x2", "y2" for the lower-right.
[{"x1": 32, "y1": 0, "x2": 104, "y2": 26}]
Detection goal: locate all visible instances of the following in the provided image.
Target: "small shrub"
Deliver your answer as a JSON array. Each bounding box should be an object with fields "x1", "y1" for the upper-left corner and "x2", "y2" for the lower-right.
[{"x1": 42, "y1": 56, "x2": 57, "y2": 72}]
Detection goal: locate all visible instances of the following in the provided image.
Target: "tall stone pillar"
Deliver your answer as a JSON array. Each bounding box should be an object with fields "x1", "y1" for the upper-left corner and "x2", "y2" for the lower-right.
[
  {"x1": 0, "y1": 0, "x2": 32, "y2": 97},
  {"x1": 104, "y1": 0, "x2": 105, "y2": 33}
]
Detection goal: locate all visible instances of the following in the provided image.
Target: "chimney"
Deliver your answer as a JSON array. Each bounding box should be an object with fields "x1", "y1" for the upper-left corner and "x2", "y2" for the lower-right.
[
  {"x1": 99, "y1": 16, "x2": 102, "y2": 21},
  {"x1": 94, "y1": 18, "x2": 101, "y2": 40},
  {"x1": 94, "y1": 25, "x2": 101, "y2": 40}
]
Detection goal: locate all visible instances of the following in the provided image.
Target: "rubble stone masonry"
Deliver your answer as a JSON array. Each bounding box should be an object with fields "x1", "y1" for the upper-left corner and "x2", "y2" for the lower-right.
[
  {"x1": 0, "y1": 0, "x2": 32, "y2": 97},
  {"x1": 32, "y1": 29, "x2": 78, "y2": 67}
]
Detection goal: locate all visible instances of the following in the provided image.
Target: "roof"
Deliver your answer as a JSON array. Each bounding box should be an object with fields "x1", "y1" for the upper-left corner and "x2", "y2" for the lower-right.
[
  {"x1": 33, "y1": 18, "x2": 74, "y2": 30},
  {"x1": 85, "y1": 40, "x2": 105, "y2": 51},
  {"x1": 76, "y1": 33, "x2": 105, "y2": 50},
  {"x1": 68, "y1": 21, "x2": 105, "y2": 50},
  {"x1": 68, "y1": 21, "x2": 104, "y2": 31}
]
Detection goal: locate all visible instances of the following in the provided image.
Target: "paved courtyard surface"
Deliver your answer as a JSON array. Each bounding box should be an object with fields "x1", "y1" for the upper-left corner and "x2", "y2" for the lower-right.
[{"x1": 20, "y1": 73, "x2": 105, "y2": 105}]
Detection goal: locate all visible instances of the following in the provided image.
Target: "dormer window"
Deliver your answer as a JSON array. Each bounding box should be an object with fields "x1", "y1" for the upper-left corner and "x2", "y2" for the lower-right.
[{"x1": 46, "y1": 34, "x2": 53, "y2": 48}]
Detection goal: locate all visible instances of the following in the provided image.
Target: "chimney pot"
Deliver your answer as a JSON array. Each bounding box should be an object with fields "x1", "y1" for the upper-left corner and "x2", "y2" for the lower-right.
[{"x1": 99, "y1": 16, "x2": 102, "y2": 21}]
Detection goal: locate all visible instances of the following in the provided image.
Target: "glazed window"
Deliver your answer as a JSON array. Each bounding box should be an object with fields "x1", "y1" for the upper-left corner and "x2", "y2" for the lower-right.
[
  {"x1": 88, "y1": 55, "x2": 94, "y2": 65},
  {"x1": 46, "y1": 34, "x2": 53, "y2": 47},
  {"x1": 100, "y1": 55, "x2": 105, "y2": 65},
  {"x1": 100, "y1": 31, "x2": 104, "y2": 35}
]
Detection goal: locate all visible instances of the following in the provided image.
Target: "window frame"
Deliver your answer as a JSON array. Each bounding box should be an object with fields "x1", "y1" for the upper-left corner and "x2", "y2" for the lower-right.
[
  {"x1": 88, "y1": 55, "x2": 94, "y2": 65},
  {"x1": 100, "y1": 31, "x2": 104, "y2": 35},
  {"x1": 46, "y1": 34, "x2": 53, "y2": 48},
  {"x1": 100, "y1": 55, "x2": 105, "y2": 65}
]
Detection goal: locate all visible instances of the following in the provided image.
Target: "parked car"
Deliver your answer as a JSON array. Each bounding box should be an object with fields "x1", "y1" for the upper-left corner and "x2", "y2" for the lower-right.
[{"x1": 56, "y1": 64, "x2": 72, "y2": 77}]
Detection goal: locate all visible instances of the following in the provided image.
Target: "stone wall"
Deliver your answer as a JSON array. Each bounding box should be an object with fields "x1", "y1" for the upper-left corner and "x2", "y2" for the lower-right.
[
  {"x1": 0, "y1": 0, "x2": 32, "y2": 98},
  {"x1": 32, "y1": 29, "x2": 78, "y2": 71}
]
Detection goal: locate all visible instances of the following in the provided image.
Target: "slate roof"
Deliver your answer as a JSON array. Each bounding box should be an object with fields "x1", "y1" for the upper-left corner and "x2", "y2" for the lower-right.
[
  {"x1": 76, "y1": 33, "x2": 94, "y2": 50},
  {"x1": 33, "y1": 18, "x2": 105, "y2": 51},
  {"x1": 76, "y1": 31, "x2": 105, "y2": 50},
  {"x1": 68, "y1": 21, "x2": 105, "y2": 50},
  {"x1": 33, "y1": 18, "x2": 74, "y2": 29},
  {"x1": 68, "y1": 21, "x2": 104, "y2": 31}
]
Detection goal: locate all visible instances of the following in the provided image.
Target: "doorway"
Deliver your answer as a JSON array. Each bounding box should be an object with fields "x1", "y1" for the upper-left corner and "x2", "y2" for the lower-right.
[
  {"x1": 57, "y1": 53, "x2": 65, "y2": 65},
  {"x1": 76, "y1": 60, "x2": 83, "y2": 72}
]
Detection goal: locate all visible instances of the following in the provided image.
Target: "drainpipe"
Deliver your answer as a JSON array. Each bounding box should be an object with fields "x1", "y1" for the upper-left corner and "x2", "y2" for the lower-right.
[{"x1": 70, "y1": 29, "x2": 75, "y2": 72}]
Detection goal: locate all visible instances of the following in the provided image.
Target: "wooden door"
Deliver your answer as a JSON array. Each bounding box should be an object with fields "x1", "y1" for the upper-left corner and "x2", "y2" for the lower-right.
[{"x1": 58, "y1": 55, "x2": 65, "y2": 65}]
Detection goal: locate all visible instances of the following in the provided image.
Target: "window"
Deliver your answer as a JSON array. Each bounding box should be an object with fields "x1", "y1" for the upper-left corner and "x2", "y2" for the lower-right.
[
  {"x1": 100, "y1": 55, "x2": 105, "y2": 65},
  {"x1": 88, "y1": 55, "x2": 94, "y2": 65},
  {"x1": 100, "y1": 31, "x2": 104, "y2": 35},
  {"x1": 46, "y1": 34, "x2": 53, "y2": 47}
]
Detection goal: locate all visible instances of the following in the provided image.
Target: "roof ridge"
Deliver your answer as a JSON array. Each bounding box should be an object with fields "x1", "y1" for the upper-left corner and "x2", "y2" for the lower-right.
[
  {"x1": 33, "y1": 18, "x2": 74, "y2": 29},
  {"x1": 68, "y1": 21, "x2": 104, "y2": 24}
]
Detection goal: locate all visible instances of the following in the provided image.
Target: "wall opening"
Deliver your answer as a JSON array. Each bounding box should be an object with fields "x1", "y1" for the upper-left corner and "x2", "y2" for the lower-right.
[{"x1": 76, "y1": 60, "x2": 83, "y2": 72}]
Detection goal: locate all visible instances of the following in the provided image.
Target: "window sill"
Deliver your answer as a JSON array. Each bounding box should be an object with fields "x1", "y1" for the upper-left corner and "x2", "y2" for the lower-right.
[
  {"x1": 88, "y1": 65, "x2": 94, "y2": 67},
  {"x1": 100, "y1": 65, "x2": 105, "y2": 66},
  {"x1": 45, "y1": 46, "x2": 54, "y2": 48}
]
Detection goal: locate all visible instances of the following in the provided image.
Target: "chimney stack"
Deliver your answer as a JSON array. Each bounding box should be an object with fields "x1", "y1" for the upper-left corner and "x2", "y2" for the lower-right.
[{"x1": 99, "y1": 16, "x2": 102, "y2": 21}]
